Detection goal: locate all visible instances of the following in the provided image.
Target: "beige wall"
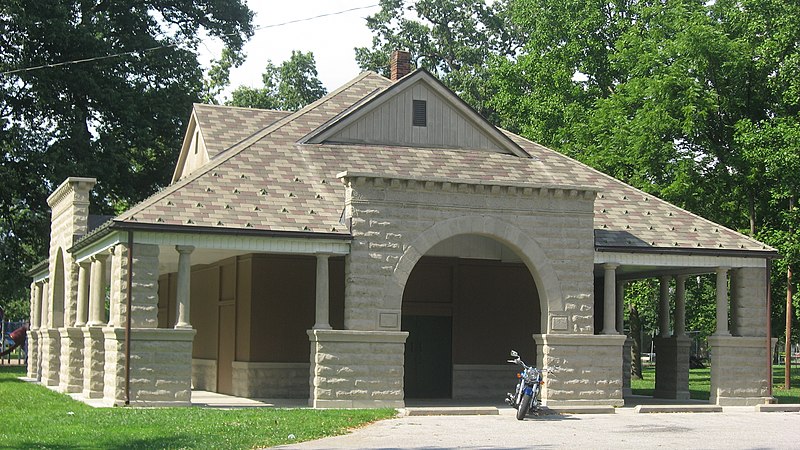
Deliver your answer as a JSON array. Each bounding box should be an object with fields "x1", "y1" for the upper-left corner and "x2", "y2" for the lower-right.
[
  {"x1": 158, "y1": 253, "x2": 345, "y2": 373},
  {"x1": 247, "y1": 255, "x2": 344, "y2": 363}
]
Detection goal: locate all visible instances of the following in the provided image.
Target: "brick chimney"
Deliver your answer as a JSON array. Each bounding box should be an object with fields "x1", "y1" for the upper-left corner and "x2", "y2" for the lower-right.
[{"x1": 390, "y1": 50, "x2": 412, "y2": 81}]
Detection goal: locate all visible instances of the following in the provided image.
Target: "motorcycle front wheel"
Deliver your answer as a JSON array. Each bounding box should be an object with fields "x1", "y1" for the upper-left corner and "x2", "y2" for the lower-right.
[{"x1": 516, "y1": 393, "x2": 532, "y2": 420}]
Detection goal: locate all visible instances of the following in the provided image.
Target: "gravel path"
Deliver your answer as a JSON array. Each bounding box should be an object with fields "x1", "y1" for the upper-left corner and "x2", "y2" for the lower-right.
[{"x1": 277, "y1": 407, "x2": 799, "y2": 449}]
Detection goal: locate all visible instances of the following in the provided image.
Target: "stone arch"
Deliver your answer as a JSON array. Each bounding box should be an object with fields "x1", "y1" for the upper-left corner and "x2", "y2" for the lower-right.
[
  {"x1": 387, "y1": 215, "x2": 563, "y2": 332},
  {"x1": 51, "y1": 248, "x2": 66, "y2": 328}
]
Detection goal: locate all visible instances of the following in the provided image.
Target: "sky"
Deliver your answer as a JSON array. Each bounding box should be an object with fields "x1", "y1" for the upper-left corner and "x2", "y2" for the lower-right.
[{"x1": 200, "y1": 1, "x2": 383, "y2": 100}]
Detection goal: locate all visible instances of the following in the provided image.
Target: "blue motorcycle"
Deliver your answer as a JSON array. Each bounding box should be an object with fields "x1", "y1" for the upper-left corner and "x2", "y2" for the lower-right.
[{"x1": 504, "y1": 350, "x2": 544, "y2": 420}]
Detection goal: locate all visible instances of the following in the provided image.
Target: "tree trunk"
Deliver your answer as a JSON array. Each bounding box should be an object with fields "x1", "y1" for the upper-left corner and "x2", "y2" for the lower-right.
[
  {"x1": 629, "y1": 305, "x2": 643, "y2": 379},
  {"x1": 786, "y1": 263, "x2": 792, "y2": 390},
  {"x1": 787, "y1": 195, "x2": 795, "y2": 390}
]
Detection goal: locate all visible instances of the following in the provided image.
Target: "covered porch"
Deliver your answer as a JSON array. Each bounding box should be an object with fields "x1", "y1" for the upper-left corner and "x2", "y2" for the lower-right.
[{"x1": 595, "y1": 249, "x2": 774, "y2": 406}]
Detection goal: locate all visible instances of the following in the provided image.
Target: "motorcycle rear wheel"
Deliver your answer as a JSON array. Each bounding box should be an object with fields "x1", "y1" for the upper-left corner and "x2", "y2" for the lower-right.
[{"x1": 516, "y1": 393, "x2": 532, "y2": 420}]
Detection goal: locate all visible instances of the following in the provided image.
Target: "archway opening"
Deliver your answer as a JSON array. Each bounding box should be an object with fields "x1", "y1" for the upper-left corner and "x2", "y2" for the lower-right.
[{"x1": 401, "y1": 234, "x2": 541, "y2": 400}]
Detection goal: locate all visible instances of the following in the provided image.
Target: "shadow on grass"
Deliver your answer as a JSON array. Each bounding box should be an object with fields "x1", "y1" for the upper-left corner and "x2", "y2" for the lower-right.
[{"x1": 10, "y1": 435, "x2": 195, "y2": 450}]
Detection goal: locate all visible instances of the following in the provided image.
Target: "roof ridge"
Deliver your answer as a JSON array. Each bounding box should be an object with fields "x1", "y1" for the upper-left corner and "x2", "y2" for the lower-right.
[
  {"x1": 505, "y1": 131, "x2": 773, "y2": 251},
  {"x1": 192, "y1": 103, "x2": 289, "y2": 114},
  {"x1": 119, "y1": 72, "x2": 382, "y2": 221}
]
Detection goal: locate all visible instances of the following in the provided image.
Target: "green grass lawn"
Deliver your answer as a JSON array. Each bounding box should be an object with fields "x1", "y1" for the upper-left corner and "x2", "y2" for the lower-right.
[
  {"x1": 631, "y1": 364, "x2": 800, "y2": 404},
  {"x1": 0, "y1": 366, "x2": 395, "y2": 449}
]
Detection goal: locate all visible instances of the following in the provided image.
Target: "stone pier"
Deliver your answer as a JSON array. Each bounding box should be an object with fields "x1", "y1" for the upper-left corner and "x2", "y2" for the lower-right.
[
  {"x1": 58, "y1": 327, "x2": 85, "y2": 393},
  {"x1": 653, "y1": 336, "x2": 690, "y2": 400},
  {"x1": 308, "y1": 329, "x2": 408, "y2": 408}
]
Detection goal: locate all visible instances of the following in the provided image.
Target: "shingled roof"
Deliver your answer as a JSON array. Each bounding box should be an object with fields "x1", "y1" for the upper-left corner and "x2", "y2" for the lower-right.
[{"x1": 113, "y1": 70, "x2": 773, "y2": 256}]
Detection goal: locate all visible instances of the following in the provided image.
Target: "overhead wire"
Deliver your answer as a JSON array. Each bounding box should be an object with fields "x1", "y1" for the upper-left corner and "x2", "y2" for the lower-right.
[{"x1": 0, "y1": 3, "x2": 380, "y2": 76}]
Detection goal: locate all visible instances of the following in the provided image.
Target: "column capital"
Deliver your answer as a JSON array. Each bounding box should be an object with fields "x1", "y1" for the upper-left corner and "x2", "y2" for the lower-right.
[
  {"x1": 675, "y1": 274, "x2": 689, "y2": 283},
  {"x1": 603, "y1": 262, "x2": 619, "y2": 270},
  {"x1": 90, "y1": 252, "x2": 109, "y2": 263},
  {"x1": 716, "y1": 266, "x2": 730, "y2": 274},
  {"x1": 176, "y1": 245, "x2": 195, "y2": 254}
]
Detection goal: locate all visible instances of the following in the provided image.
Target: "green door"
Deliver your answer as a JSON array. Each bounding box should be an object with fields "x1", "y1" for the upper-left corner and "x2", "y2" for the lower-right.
[{"x1": 402, "y1": 315, "x2": 452, "y2": 398}]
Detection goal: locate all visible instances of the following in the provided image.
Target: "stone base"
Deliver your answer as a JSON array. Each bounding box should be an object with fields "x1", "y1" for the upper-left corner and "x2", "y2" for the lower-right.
[
  {"x1": 192, "y1": 358, "x2": 217, "y2": 391},
  {"x1": 58, "y1": 327, "x2": 85, "y2": 393},
  {"x1": 231, "y1": 361, "x2": 309, "y2": 398},
  {"x1": 40, "y1": 329, "x2": 61, "y2": 387},
  {"x1": 533, "y1": 334, "x2": 626, "y2": 407},
  {"x1": 653, "y1": 335, "x2": 690, "y2": 400},
  {"x1": 26, "y1": 330, "x2": 40, "y2": 380},
  {"x1": 709, "y1": 335, "x2": 770, "y2": 406},
  {"x1": 83, "y1": 327, "x2": 106, "y2": 398},
  {"x1": 308, "y1": 329, "x2": 408, "y2": 409},
  {"x1": 622, "y1": 337, "x2": 633, "y2": 397},
  {"x1": 452, "y1": 364, "x2": 520, "y2": 399},
  {"x1": 103, "y1": 327, "x2": 196, "y2": 407}
]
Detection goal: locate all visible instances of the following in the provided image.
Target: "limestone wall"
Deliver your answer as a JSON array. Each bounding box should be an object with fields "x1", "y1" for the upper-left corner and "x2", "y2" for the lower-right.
[
  {"x1": 730, "y1": 268, "x2": 767, "y2": 337},
  {"x1": 533, "y1": 334, "x2": 625, "y2": 406},
  {"x1": 109, "y1": 243, "x2": 160, "y2": 329},
  {"x1": 231, "y1": 362, "x2": 309, "y2": 398},
  {"x1": 103, "y1": 328, "x2": 196, "y2": 406},
  {"x1": 341, "y1": 175, "x2": 596, "y2": 335},
  {"x1": 452, "y1": 365, "x2": 520, "y2": 399},
  {"x1": 308, "y1": 329, "x2": 407, "y2": 408},
  {"x1": 709, "y1": 335, "x2": 770, "y2": 405}
]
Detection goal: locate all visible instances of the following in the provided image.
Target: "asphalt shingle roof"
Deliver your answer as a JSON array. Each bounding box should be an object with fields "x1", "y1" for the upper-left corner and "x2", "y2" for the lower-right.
[{"x1": 116, "y1": 71, "x2": 773, "y2": 255}]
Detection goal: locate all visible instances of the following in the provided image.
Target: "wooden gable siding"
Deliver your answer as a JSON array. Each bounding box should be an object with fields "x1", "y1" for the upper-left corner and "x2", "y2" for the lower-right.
[{"x1": 329, "y1": 81, "x2": 507, "y2": 153}]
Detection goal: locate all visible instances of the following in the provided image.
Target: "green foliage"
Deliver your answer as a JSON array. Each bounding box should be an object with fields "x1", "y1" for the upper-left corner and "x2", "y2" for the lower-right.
[
  {"x1": 0, "y1": 366, "x2": 395, "y2": 448},
  {"x1": 355, "y1": 0, "x2": 521, "y2": 119},
  {"x1": 0, "y1": 0, "x2": 253, "y2": 314},
  {"x1": 360, "y1": 0, "x2": 800, "y2": 341},
  {"x1": 228, "y1": 51, "x2": 327, "y2": 111}
]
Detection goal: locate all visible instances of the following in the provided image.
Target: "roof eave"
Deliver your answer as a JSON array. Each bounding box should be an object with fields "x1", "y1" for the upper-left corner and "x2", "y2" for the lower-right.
[{"x1": 595, "y1": 245, "x2": 780, "y2": 259}]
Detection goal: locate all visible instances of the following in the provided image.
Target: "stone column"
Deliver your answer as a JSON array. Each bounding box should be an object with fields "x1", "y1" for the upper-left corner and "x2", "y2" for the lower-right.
[
  {"x1": 659, "y1": 275, "x2": 671, "y2": 337},
  {"x1": 75, "y1": 262, "x2": 90, "y2": 327},
  {"x1": 175, "y1": 245, "x2": 194, "y2": 329},
  {"x1": 41, "y1": 280, "x2": 50, "y2": 329},
  {"x1": 314, "y1": 254, "x2": 332, "y2": 330},
  {"x1": 616, "y1": 281, "x2": 625, "y2": 334},
  {"x1": 715, "y1": 267, "x2": 730, "y2": 336},
  {"x1": 602, "y1": 263, "x2": 619, "y2": 335},
  {"x1": 87, "y1": 254, "x2": 108, "y2": 327},
  {"x1": 674, "y1": 275, "x2": 687, "y2": 337}
]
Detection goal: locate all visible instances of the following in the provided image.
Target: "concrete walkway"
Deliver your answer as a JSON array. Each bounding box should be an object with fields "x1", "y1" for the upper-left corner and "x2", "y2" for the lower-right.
[{"x1": 277, "y1": 406, "x2": 799, "y2": 449}]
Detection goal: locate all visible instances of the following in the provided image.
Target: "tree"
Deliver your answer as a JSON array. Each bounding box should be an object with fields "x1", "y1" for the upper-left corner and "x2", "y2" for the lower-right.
[
  {"x1": 0, "y1": 1, "x2": 254, "y2": 315},
  {"x1": 355, "y1": 0, "x2": 522, "y2": 120},
  {"x1": 228, "y1": 51, "x2": 326, "y2": 111}
]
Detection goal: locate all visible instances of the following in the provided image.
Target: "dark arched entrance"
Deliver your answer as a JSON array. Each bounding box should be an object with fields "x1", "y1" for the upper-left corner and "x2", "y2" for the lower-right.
[{"x1": 401, "y1": 235, "x2": 540, "y2": 399}]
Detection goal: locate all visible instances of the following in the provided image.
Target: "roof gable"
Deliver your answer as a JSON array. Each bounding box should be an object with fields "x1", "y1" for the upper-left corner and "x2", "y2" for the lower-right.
[
  {"x1": 305, "y1": 70, "x2": 529, "y2": 157},
  {"x1": 171, "y1": 104, "x2": 292, "y2": 183}
]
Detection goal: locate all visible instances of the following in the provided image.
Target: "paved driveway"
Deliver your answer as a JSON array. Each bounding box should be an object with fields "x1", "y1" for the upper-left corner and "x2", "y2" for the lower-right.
[{"x1": 278, "y1": 407, "x2": 798, "y2": 449}]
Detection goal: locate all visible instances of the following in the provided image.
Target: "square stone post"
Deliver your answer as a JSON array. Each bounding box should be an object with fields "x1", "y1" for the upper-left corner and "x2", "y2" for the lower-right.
[
  {"x1": 654, "y1": 334, "x2": 691, "y2": 399},
  {"x1": 654, "y1": 275, "x2": 689, "y2": 399},
  {"x1": 308, "y1": 329, "x2": 408, "y2": 408},
  {"x1": 708, "y1": 267, "x2": 770, "y2": 405},
  {"x1": 533, "y1": 334, "x2": 626, "y2": 407}
]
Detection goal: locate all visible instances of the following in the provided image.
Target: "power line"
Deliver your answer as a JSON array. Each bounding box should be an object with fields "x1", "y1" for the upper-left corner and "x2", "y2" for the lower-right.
[{"x1": 0, "y1": 3, "x2": 380, "y2": 76}]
